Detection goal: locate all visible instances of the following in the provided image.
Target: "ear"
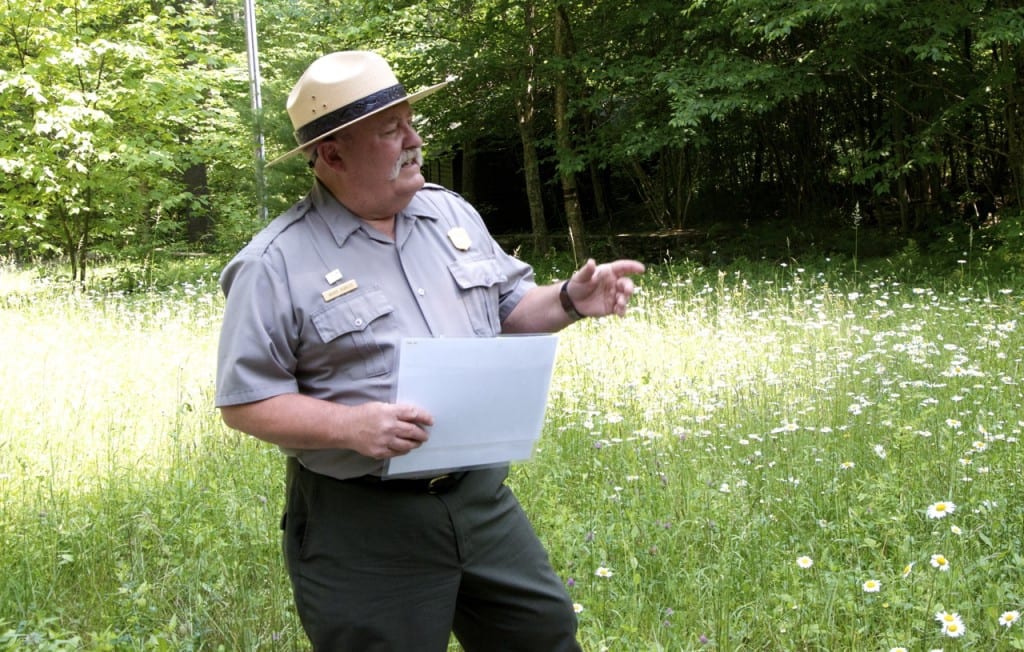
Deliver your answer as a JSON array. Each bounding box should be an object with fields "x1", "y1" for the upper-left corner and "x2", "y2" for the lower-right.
[{"x1": 315, "y1": 138, "x2": 346, "y2": 170}]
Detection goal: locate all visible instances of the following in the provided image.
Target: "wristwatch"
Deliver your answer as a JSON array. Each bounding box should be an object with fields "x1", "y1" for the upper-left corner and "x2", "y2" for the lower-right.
[{"x1": 559, "y1": 280, "x2": 585, "y2": 321}]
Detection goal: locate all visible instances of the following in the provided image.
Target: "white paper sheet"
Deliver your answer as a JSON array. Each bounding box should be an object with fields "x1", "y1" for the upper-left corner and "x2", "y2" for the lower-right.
[{"x1": 384, "y1": 335, "x2": 559, "y2": 477}]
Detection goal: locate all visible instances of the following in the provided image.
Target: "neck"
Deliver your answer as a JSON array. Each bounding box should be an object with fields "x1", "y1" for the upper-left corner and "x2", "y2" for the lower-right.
[{"x1": 362, "y1": 216, "x2": 396, "y2": 239}]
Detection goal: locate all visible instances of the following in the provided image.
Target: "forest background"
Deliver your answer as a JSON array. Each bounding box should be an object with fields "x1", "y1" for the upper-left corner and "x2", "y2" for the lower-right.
[{"x1": 1, "y1": 0, "x2": 1023, "y2": 282}]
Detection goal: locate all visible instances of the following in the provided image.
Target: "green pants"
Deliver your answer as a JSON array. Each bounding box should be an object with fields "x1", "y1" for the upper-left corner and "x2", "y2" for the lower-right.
[{"x1": 283, "y1": 459, "x2": 581, "y2": 651}]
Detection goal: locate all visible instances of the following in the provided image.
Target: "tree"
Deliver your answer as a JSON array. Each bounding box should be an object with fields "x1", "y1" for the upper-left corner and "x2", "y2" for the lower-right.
[{"x1": 0, "y1": 0, "x2": 247, "y2": 283}]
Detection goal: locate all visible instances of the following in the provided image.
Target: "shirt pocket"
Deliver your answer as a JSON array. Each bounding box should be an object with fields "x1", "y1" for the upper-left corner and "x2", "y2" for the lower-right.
[
  {"x1": 310, "y1": 290, "x2": 395, "y2": 378},
  {"x1": 447, "y1": 257, "x2": 507, "y2": 336}
]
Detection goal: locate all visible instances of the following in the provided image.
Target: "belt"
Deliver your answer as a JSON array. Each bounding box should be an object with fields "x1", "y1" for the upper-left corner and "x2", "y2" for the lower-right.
[{"x1": 346, "y1": 471, "x2": 467, "y2": 495}]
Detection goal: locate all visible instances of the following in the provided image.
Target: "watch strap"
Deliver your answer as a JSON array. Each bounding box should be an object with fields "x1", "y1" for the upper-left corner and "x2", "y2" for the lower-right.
[{"x1": 559, "y1": 280, "x2": 584, "y2": 321}]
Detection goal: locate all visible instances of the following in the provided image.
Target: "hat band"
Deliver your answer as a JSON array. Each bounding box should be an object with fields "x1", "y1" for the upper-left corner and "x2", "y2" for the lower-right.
[{"x1": 294, "y1": 83, "x2": 407, "y2": 145}]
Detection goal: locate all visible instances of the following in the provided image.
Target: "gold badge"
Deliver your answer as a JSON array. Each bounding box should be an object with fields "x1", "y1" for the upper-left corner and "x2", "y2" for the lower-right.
[
  {"x1": 447, "y1": 227, "x2": 472, "y2": 251},
  {"x1": 322, "y1": 279, "x2": 358, "y2": 302}
]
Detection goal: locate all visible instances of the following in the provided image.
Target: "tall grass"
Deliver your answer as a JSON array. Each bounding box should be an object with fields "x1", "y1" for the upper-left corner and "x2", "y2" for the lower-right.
[{"x1": 2, "y1": 257, "x2": 1022, "y2": 651}]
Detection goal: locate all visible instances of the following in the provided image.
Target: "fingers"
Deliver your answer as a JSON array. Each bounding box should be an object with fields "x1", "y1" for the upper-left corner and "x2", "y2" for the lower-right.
[
  {"x1": 395, "y1": 404, "x2": 434, "y2": 428},
  {"x1": 385, "y1": 433, "x2": 423, "y2": 457},
  {"x1": 576, "y1": 259, "x2": 644, "y2": 291},
  {"x1": 605, "y1": 259, "x2": 646, "y2": 278},
  {"x1": 613, "y1": 276, "x2": 636, "y2": 316},
  {"x1": 379, "y1": 404, "x2": 432, "y2": 458},
  {"x1": 353, "y1": 402, "x2": 433, "y2": 459}
]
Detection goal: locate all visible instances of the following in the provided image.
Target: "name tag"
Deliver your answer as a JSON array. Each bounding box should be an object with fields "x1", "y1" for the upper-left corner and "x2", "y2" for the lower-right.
[{"x1": 322, "y1": 279, "x2": 358, "y2": 302}]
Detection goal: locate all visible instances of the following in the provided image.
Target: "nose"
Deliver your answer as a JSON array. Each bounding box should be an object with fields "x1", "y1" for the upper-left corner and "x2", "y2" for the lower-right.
[{"x1": 402, "y1": 121, "x2": 423, "y2": 148}]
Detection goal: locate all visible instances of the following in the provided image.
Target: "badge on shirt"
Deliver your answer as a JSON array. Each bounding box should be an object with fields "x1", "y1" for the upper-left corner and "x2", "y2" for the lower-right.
[
  {"x1": 325, "y1": 268, "x2": 343, "y2": 285},
  {"x1": 322, "y1": 279, "x2": 358, "y2": 302},
  {"x1": 447, "y1": 227, "x2": 472, "y2": 251}
]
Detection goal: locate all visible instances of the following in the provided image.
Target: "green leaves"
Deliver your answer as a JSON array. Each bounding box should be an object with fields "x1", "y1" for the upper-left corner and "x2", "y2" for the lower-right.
[{"x1": 0, "y1": 0, "x2": 248, "y2": 282}]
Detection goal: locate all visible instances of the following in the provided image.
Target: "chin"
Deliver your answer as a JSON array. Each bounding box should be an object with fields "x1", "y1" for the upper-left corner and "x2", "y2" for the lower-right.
[
  {"x1": 402, "y1": 170, "x2": 426, "y2": 190},
  {"x1": 394, "y1": 176, "x2": 425, "y2": 202}
]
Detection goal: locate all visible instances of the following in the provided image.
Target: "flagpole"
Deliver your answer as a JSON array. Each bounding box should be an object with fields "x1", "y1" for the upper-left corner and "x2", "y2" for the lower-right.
[{"x1": 244, "y1": 0, "x2": 268, "y2": 220}]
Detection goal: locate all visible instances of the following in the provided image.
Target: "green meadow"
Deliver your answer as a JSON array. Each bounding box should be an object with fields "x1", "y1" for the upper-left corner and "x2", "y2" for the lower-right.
[{"x1": 2, "y1": 256, "x2": 1022, "y2": 651}]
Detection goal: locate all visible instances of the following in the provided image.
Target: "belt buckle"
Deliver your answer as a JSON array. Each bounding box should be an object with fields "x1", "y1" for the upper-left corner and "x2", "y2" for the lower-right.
[{"x1": 427, "y1": 474, "x2": 452, "y2": 494}]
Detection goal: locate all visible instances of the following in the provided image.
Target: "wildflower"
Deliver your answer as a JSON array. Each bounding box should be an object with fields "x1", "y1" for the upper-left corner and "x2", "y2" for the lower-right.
[
  {"x1": 950, "y1": 525, "x2": 962, "y2": 535},
  {"x1": 929, "y1": 552, "x2": 950, "y2": 569},
  {"x1": 942, "y1": 621, "x2": 966, "y2": 638},
  {"x1": 796, "y1": 556, "x2": 813, "y2": 569},
  {"x1": 999, "y1": 611, "x2": 1020, "y2": 627},
  {"x1": 930, "y1": 554, "x2": 950, "y2": 571},
  {"x1": 936, "y1": 611, "x2": 962, "y2": 627},
  {"x1": 901, "y1": 562, "x2": 914, "y2": 578},
  {"x1": 573, "y1": 602, "x2": 584, "y2": 614},
  {"x1": 594, "y1": 566, "x2": 614, "y2": 578},
  {"x1": 873, "y1": 444, "x2": 887, "y2": 459},
  {"x1": 927, "y1": 501, "x2": 956, "y2": 519},
  {"x1": 719, "y1": 483, "x2": 731, "y2": 493},
  {"x1": 840, "y1": 461, "x2": 855, "y2": 470},
  {"x1": 862, "y1": 579, "x2": 881, "y2": 593},
  {"x1": 889, "y1": 648, "x2": 908, "y2": 652}
]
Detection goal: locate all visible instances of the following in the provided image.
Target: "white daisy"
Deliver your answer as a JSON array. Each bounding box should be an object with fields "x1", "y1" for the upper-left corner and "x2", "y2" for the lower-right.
[
  {"x1": 935, "y1": 611, "x2": 962, "y2": 627},
  {"x1": 926, "y1": 501, "x2": 956, "y2": 519},
  {"x1": 999, "y1": 610, "x2": 1020, "y2": 627},
  {"x1": 942, "y1": 620, "x2": 965, "y2": 638}
]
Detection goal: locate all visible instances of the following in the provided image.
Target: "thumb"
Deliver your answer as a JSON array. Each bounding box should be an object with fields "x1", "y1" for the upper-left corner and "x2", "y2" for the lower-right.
[{"x1": 572, "y1": 258, "x2": 597, "y2": 284}]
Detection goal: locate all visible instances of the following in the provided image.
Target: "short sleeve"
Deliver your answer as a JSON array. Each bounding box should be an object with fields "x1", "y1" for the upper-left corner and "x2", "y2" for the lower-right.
[{"x1": 215, "y1": 253, "x2": 301, "y2": 407}]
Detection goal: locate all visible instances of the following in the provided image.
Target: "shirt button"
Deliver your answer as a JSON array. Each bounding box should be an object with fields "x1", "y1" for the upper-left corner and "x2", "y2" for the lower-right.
[
  {"x1": 417, "y1": 288, "x2": 426, "y2": 296},
  {"x1": 354, "y1": 318, "x2": 364, "y2": 327}
]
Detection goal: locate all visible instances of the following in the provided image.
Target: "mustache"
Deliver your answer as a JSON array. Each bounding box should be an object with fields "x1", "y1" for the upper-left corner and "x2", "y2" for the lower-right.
[{"x1": 390, "y1": 147, "x2": 424, "y2": 180}]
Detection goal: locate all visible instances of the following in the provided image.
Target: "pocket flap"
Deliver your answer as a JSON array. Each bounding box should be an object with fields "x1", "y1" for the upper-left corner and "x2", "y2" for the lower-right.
[
  {"x1": 311, "y1": 291, "x2": 393, "y2": 342},
  {"x1": 448, "y1": 257, "x2": 507, "y2": 290}
]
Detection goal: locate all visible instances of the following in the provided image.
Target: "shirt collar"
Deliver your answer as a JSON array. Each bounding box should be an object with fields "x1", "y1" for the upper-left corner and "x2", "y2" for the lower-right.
[{"x1": 310, "y1": 179, "x2": 441, "y2": 247}]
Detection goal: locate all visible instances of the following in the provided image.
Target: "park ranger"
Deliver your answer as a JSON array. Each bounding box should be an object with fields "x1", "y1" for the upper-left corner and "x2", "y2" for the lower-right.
[{"x1": 215, "y1": 50, "x2": 644, "y2": 651}]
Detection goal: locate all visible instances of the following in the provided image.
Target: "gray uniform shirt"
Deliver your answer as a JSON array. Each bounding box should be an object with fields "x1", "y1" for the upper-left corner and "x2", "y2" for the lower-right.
[{"x1": 215, "y1": 181, "x2": 536, "y2": 480}]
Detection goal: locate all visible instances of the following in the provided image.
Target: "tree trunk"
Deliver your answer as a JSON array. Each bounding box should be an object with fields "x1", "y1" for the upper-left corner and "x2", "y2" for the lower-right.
[
  {"x1": 460, "y1": 140, "x2": 477, "y2": 205},
  {"x1": 516, "y1": 117, "x2": 550, "y2": 255},
  {"x1": 554, "y1": 4, "x2": 588, "y2": 264},
  {"x1": 184, "y1": 163, "x2": 210, "y2": 243},
  {"x1": 589, "y1": 162, "x2": 611, "y2": 229},
  {"x1": 515, "y1": 0, "x2": 549, "y2": 255},
  {"x1": 893, "y1": 56, "x2": 911, "y2": 233},
  {"x1": 1004, "y1": 42, "x2": 1024, "y2": 209}
]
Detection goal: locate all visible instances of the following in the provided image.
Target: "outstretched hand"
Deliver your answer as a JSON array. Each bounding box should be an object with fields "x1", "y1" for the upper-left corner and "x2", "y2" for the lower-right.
[{"x1": 567, "y1": 258, "x2": 645, "y2": 318}]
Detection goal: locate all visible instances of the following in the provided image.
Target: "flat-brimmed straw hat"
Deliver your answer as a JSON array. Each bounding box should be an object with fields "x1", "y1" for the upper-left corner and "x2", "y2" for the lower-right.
[{"x1": 267, "y1": 50, "x2": 448, "y2": 167}]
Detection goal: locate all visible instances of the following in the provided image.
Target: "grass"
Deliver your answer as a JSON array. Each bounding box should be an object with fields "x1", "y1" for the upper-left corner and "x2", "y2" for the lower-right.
[{"x1": 1, "y1": 254, "x2": 1023, "y2": 651}]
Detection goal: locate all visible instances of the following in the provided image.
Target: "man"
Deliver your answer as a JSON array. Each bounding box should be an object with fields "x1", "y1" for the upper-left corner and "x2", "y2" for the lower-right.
[{"x1": 215, "y1": 50, "x2": 644, "y2": 651}]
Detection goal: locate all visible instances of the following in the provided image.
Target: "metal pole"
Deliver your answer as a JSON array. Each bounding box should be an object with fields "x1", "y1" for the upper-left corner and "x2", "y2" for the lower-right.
[{"x1": 244, "y1": 0, "x2": 268, "y2": 220}]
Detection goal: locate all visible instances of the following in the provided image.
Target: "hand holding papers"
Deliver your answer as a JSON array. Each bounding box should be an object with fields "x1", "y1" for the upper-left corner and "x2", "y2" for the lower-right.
[{"x1": 384, "y1": 335, "x2": 559, "y2": 478}]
